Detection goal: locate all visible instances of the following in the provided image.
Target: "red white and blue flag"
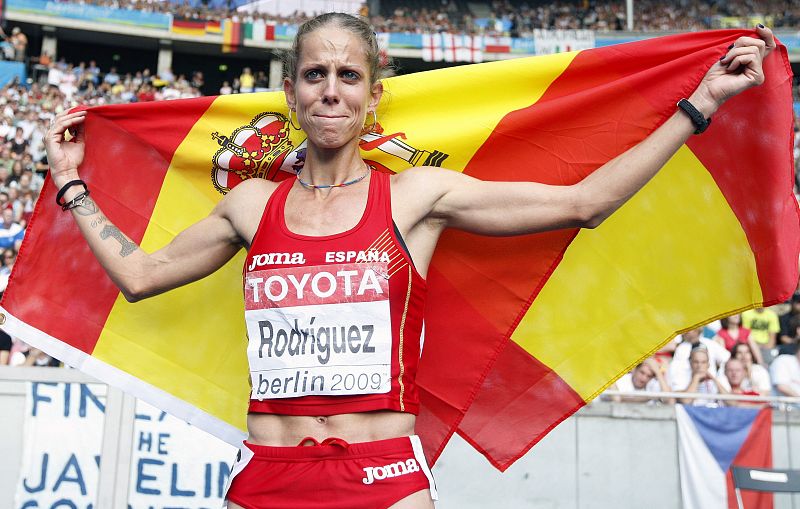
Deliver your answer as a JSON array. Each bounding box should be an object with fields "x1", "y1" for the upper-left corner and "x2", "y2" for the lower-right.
[{"x1": 677, "y1": 405, "x2": 773, "y2": 509}]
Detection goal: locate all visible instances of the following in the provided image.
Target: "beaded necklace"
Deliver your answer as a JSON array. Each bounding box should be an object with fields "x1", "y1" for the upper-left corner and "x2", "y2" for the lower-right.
[{"x1": 296, "y1": 163, "x2": 371, "y2": 190}]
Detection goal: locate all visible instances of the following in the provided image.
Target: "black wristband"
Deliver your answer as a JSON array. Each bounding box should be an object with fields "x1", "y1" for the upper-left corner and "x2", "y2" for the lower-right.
[
  {"x1": 55, "y1": 179, "x2": 87, "y2": 207},
  {"x1": 61, "y1": 189, "x2": 91, "y2": 211},
  {"x1": 677, "y1": 98, "x2": 711, "y2": 135}
]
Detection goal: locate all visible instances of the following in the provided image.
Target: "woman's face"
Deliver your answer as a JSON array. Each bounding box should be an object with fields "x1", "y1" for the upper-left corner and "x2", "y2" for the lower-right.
[
  {"x1": 285, "y1": 26, "x2": 382, "y2": 150},
  {"x1": 690, "y1": 350, "x2": 709, "y2": 375},
  {"x1": 728, "y1": 314, "x2": 742, "y2": 326},
  {"x1": 733, "y1": 345, "x2": 753, "y2": 365}
]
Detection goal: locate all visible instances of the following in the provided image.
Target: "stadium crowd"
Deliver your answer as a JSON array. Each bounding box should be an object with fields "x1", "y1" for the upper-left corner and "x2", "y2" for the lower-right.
[
  {"x1": 1, "y1": 24, "x2": 800, "y2": 409},
  {"x1": 51, "y1": 0, "x2": 799, "y2": 33},
  {"x1": 606, "y1": 303, "x2": 800, "y2": 407}
]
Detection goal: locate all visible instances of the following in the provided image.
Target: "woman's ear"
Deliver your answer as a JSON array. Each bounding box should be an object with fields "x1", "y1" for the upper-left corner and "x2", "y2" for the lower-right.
[
  {"x1": 284, "y1": 77, "x2": 296, "y2": 110},
  {"x1": 369, "y1": 80, "x2": 383, "y2": 112}
]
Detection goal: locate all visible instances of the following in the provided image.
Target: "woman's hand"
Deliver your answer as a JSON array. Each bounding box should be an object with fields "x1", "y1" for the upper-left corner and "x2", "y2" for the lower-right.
[
  {"x1": 44, "y1": 109, "x2": 88, "y2": 188},
  {"x1": 690, "y1": 25, "x2": 776, "y2": 117}
]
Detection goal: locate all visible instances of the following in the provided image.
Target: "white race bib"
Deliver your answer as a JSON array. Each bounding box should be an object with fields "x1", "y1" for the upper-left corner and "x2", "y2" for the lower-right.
[{"x1": 244, "y1": 262, "x2": 392, "y2": 399}]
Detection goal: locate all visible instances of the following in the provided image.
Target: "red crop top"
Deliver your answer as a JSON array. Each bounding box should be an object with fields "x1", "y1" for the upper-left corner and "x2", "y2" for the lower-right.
[{"x1": 243, "y1": 170, "x2": 426, "y2": 415}]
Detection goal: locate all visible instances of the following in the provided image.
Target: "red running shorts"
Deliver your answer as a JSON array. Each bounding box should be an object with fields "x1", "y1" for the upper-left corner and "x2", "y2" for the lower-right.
[{"x1": 225, "y1": 435, "x2": 438, "y2": 509}]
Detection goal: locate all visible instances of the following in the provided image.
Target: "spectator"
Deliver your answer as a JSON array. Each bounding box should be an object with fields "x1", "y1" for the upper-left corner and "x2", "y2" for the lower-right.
[
  {"x1": 0, "y1": 209, "x2": 24, "y2": 249},
  {"x1": 0, "y1": 247, "x2": 15, "y2": 293},
  {"x1": 742, "y1": 307, "x2": 780, "y2": 361},
  {"x1": 8, "y1": 127, "x2": 28, "y2": 156},
  {"x1": 607, "y1": 357, "x2": 673, "y2": 404},
  {"x1": 220, "y1": 81, "x2": 233, "y2": 95},
  {"x1": 780, "y1": 293, "x2": 800, "y2": 344},
  {"x1": 728, "y1": 342, "x2": 771, "y2": 396},
  {"x1": 86, "y1": 60, "x2": 101, "y2": 84},
  {"x1": 714, "y1": 314, "x2": 763, "y2": 365},
  {"x1": 136, "y1": 83, "x2": 157, "y2": 102},
  {"x1": 47, "y1": 61, "x2": 63, "y2": 90},
  {"x1": 103, "y1": 66, "x2": 120, "y2": 86},
  {"x1": 161, "y1": 67, "x2": 176, "y2": 83},
  {"x1": 719, "y1": 358, "x2": 763, "y2": 406},
  {"x1": 0, "y1": 329, "x2": 10, "y2": 365},
  {"x1": 677, "y1": 346, "x2": 728, "y2": 406},
  {"x1": 239, "y1": 67, "x2": 255, "y2": 93},
  {"x1": 9, "y1": 27, "x2": 27, "y2": 62},
  {"x1": 669, "y1": 327, "x2": 730, "y2": 391},
  {"x1": 770, "y1": 345, "x2": 800, "y2": 398},
  {"x1": 254, "y1": 71, "x2": 269, "y2": 92}
]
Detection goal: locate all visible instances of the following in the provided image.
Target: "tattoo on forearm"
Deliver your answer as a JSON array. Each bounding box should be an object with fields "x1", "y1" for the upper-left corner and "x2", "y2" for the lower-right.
[
  {"x1": 90, "y1": 215, "x2": 107, "y2": 229},
  {"x1": 99, "y1": 225, "x2": 138, "y2": 257},
  {"x1": 74, "y1": 196, "x2": 99, "y2": 217}
]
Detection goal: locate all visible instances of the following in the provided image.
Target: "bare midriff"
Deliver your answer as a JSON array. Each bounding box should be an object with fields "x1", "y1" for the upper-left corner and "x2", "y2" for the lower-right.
[{"x1": 247, "y1": 411, "x2": 416, "y2": 446}]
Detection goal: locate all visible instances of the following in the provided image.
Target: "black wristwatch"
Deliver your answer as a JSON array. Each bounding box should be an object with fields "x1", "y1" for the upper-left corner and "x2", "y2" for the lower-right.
[{"x1": 677, "y1": 98, "x2": 711, "y2": 135}]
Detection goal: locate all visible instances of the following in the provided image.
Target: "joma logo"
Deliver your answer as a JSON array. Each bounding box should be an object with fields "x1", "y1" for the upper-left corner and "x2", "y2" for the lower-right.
[
  {"x1": 247, "y1": 252, "x2": 306, "y2": 271},
  {"x1": 362, "y1": 459, "x2": 420, "y2": 485}
]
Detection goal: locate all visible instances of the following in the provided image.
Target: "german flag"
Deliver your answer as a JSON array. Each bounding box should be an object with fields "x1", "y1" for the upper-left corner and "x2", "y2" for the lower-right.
[
  {"x1": 223, "y1": 20, "x2": 243, "y2": 53},
  {"x1": 171, "y1": 17, "x2": 206, "y2": 37},
  {"x1": 205, "y1": 20, "x2": 222, "y2": 35},
  {"x1": 3, "y1": 30, "x2": 797, "y2": 468}
]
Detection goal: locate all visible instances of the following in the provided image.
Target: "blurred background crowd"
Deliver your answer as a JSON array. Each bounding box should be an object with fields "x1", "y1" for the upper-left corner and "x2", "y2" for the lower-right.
[{"x1": 60, "y1": 0, "x2": 800, "y2": 33}]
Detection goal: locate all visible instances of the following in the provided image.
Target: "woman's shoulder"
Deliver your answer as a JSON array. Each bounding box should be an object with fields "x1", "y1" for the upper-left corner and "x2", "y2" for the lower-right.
[
  {"x1": 223, "y1": 177, "x2": 281, "y2": 203},
  {"x1": 215, "y1": 177, "x2": 283, "y2": 230}
]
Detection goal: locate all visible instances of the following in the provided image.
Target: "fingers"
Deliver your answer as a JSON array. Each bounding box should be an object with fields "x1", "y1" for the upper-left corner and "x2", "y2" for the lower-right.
[
  {"x1": 754, "y1": 24, "x2": 776, "y2": 56},
  {"x1": 719, "y1": 45, "x2": 764, "y2": 83},
  {"x1": 47, "y1": 110, "x2": 87, "y2": 143},
  {"x1": 729, "y1": 35, "x2": 766, "y2": 59}
]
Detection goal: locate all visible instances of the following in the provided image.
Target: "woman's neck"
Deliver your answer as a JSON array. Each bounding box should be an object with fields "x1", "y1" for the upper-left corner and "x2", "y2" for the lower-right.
[{"x1": 300, "y1": 142, "x2": 367, "y2": 188}]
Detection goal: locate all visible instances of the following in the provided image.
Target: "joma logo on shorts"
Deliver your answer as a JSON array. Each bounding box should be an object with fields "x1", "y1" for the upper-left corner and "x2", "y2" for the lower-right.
[
  {"x1": 362, "y1": 459, "x2": 420, "y2": 485},
  {"x1": 248, "y1": 252, "x2": 306, "y2": 271}
]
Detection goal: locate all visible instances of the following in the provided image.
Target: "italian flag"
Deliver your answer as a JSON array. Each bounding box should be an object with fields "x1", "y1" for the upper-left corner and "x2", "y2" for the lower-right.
[{"x1": 3, "y1": 30, "x2": 797, "y2": 469}]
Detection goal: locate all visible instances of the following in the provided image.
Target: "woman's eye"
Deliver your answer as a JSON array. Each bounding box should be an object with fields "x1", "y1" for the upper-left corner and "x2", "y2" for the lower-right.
[
  {"x1": 342, "y1": 71, "x2": 359, "y2": 80},
  {"x1": 305, "y1": 70, "x2": 322, "y2": 80}
]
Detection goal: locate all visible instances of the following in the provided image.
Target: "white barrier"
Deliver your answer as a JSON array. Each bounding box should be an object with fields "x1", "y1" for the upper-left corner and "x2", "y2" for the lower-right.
[{"x1": 4, "y1": 367, "x2": 800, "y2": 508}]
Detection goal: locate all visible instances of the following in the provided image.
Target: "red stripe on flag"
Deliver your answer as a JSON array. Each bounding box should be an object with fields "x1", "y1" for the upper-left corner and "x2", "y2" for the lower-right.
[
  {"x1": 725, "y1": 408, "x2": 773, "y2": 509},
  {"x1": 417, "y1": 264, "x2": 510, "y2": 463},
  {"x1": 484, "y1": 45, "x2": 510, "y2": 53},
  {"x1": 2, "y1": 98, "x2": 216, "y2": 354},
  {"x1": 266, "y1": 24, "x2": 275, "y2": 41},
  {"x1": 687, "y1": 46, "x2": 797, "y2": 304},
  {"x1": 457, "y1": 340, "x2": 584, "y2": 471}
]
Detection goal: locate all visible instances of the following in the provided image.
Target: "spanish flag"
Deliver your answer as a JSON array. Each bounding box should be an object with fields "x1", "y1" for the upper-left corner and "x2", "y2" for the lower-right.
[{"x1": 3, "y1": 30, "x2": 797, "y2": 469}]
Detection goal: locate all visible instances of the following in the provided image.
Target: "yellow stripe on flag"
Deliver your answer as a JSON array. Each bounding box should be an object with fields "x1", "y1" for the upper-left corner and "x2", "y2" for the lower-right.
[
  {"x1": 374, "y1": 52, "x2": 577, "y2": 173},
  {"x1": 512, "y1": 145, "x2": 762, "y2": 401}
]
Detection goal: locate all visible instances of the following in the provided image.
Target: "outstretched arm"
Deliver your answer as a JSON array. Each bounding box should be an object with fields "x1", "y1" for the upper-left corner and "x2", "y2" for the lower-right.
[
  {"x1": 411, "y1": 27, "x2": 775, "y2": 236},
  {"x1": 45, "y1": 110, "x2": 250, "y2": 302}
]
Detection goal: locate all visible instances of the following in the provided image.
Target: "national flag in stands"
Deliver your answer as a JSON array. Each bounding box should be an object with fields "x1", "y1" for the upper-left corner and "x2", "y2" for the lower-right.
[
  {"x1": 171, "y1": 18, "x2": 206, "y2": 36},
  {"x1": 421, "y1": 33, "x2": 443, "y2": 62},
  {"x1": 483, "y1": 35, "x2": 511, "y2": 53},
  {"x1": 442, "y1": 33, "x2": 458, "y2": 63},
  {"x1": 677, "y1": 406, "x2": 773, "y2": 509},
  {"x1": 223, "y1": 19, "x2": 243, "y2": 53},
  {"x1": 205, "y1": 20, "x2": 222, "y2": 35},
  {"x1": 457, "y1": 35, "x2": 483, "y2": 63},
  {"x1": 2, "y1": 30, "x2": 796, "y2": 470},
  {"x1": 248, "y1": 20, "x2": 276, "y2": 42}
]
